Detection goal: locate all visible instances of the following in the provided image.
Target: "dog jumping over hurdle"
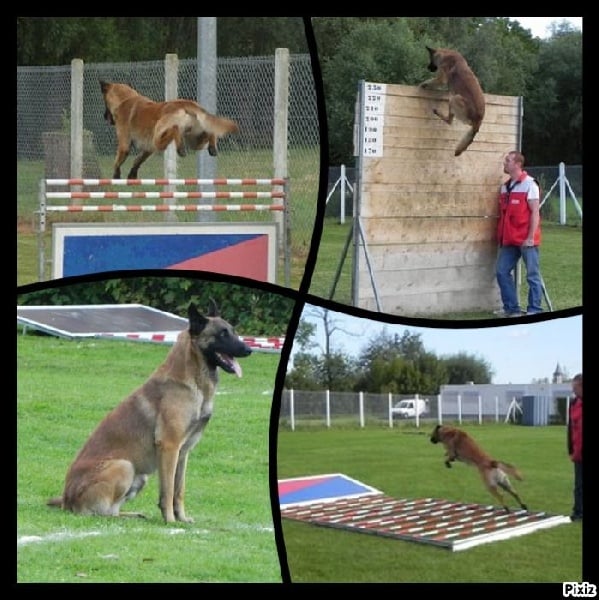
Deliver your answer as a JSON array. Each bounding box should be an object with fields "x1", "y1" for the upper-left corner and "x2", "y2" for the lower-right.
[
  {"x1": 430, "y1": 424, "x2": 528, "y2": 512},
  {"x1": 100, "y1": 80, "x2": 239, "y2": 179},
  {"x1": 419, "y1": 46, "x2": 485, "y2": 157},
  {"x1": 47, "y1": 300, "x2": 251, "y2": 522}
]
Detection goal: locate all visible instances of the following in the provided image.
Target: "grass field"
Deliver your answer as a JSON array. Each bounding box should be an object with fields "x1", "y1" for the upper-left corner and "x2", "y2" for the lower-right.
[
  {"x1": 277, "y1": 424, "x2": 582, "y2": 583},
  {"x1": 17, "y1": 334, "x2": 285, "y2": 583},
  {"x1": 309, "y1": 216, "x2": 583, "y2": 318}
]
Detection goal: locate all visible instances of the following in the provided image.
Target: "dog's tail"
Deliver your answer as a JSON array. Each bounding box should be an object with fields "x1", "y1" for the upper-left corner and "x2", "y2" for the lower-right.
[
  {"x1": 46, "y1": 496, "x2": 63, "y2": 509},
  {"x1": 200, "y1": 112, "x2": 240, "y2": 137},
  {"x1": 493, "y1": 461, "x2": 523, "y2": 481},
  {"x1": 454, "y1": 123, "x2": 480, "y2": 157}
]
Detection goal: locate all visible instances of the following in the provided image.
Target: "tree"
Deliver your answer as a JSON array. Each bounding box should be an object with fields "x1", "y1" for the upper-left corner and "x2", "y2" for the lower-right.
[
  {"x1": 522, "y1": 25, "x2": 582, "y2": 164},
  {"x1": 285, "y1": 347, "x2": 359, "y2": 391},
  {"x1": 285, "y1": 308, "x2": 362, "y2": 390},
  {"x1": 285, "y1": 352, "x2": 323, "y2": 390},
  {"x1": 441, "y1": 352, "x2": 494, "y2": 384},
  {"x1": 285, "y1": 316, "x2": 499, "y2": 393},
  {"x1": 319, "y1": 18, "x2": 424, "y2": 163},
  {"x1": 17, "y1": 276, "x2": 293, "y2": 336},
  {"x1": 358, "y1": 329, "x2": 426, "y2": 370},
  {"x1": 16, "y1": 17, "x2": 310, "y2": 65}
]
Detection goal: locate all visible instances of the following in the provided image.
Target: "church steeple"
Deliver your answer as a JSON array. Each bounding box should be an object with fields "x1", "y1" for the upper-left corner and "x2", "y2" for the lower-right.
[{"x1": 553, "y1": 362, "x2": 564, "y2": 384}]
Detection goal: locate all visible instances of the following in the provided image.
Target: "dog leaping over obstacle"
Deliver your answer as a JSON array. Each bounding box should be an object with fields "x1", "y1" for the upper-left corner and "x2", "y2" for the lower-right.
[
  {"x1": 430, "y1": 424, "x2": 528, "y2": 512},
  {"x1": 100, "y1": 80, "x2": 239, "y2": 179},
  {"x1": 419, "y1": 46, "x2": 485, "y2": 157}
]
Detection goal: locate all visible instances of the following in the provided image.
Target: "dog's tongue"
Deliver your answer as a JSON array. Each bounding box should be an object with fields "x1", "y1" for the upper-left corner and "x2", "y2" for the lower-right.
[{"x1": 230, "y1": 357, "x2": 242, "y2": 378}]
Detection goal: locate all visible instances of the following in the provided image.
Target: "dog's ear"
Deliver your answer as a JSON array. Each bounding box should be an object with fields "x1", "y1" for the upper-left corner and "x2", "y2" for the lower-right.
[
  {"x1": 188, "y1": 302, "x2": 209, "y2": 335},
  {"x1": 426, "y1": 46, "x2": 436, "y2": 55},
  {"x1": 207, "y1": 297, "x2": 220, "y2": 318}
]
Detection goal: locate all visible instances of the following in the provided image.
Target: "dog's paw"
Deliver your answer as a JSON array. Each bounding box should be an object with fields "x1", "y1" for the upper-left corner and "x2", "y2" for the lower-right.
[
  {"x1": 208, "y1": 145, "x2": 218, "y2": 157},
  {"x1": 444, "y1": 461, "x2": 452, "y2": 469},
  {"x1": 177, "y1": 146, "x2": 187, "y2": 158}
]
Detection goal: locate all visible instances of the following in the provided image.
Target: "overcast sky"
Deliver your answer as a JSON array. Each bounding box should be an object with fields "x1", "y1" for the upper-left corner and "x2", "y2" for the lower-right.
[
  {"x1": 291, "y1": 307, "x2": 582, "y2": 386},
  {"x1": 510, "y1": 16, "x2": 582, "y2": 38}
]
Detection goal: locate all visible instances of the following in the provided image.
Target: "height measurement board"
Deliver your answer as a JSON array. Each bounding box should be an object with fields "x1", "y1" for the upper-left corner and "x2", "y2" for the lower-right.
[{"x1": 361, "y1": 82, "x2": 386, "y2": 157}]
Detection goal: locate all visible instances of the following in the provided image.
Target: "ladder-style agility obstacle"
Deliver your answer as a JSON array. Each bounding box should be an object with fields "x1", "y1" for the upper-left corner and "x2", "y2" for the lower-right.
[{"x1": 279, "y1": 473, "x2": 570, "y2": 552}]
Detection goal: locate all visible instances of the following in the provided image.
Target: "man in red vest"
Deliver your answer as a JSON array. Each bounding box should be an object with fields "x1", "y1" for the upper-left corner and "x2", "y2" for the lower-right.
[
  {"x1": 495, "y1": 151, "x2": 544, "y2": 317},
  {"x1": 568, "y1": 373, "x2": 583, "y2": 521}
]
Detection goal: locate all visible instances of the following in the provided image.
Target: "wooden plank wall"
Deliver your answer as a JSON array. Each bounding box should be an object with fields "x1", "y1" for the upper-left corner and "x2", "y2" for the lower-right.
[{"x1": 355, "y1": 83, "x2": 522, "y2": 316}]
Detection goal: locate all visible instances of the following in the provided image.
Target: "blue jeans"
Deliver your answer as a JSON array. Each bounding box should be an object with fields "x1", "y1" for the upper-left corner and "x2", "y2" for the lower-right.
[
  {"x1": 572, "y1": 461, "x2": 583, "y2": 517},
  {"x1": 496, "y1": 245, "x2": 544, "y2": 314}
]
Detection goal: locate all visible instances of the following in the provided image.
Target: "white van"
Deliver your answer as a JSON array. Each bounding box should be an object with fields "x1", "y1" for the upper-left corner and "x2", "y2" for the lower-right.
[{"x1": 391, "y1": 398, "x2": 427, "y2": 419}]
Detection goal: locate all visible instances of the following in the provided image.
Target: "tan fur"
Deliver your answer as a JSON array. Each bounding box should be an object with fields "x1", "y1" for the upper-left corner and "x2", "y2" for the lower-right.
[
  {"x1": 419, "y1": 47, "x2": 485, "y2": 156},
  {"x1": 100, "y1": 81, "x2": 239, "y2": 179},
  {"x1": 47, "y1": 302, "x2": 251, "y2": 522},
  {"x1": 430, "y1": 424, "x2": 527, "y2": 512}
]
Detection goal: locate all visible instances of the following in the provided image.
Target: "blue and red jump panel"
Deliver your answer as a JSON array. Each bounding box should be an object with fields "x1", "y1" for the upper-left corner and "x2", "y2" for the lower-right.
[{"x1": 52, "y1": 223, "x2": 277, "y2": 282}]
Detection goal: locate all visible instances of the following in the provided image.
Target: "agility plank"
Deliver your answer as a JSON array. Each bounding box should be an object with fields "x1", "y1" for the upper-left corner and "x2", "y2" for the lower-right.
[{"x1": 16, "y1": 304, "x2": 284, "y2": 352}]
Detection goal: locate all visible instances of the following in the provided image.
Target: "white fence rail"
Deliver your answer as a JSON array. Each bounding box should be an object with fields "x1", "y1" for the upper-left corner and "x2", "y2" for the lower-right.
[{"x1": 280, "y1": 389, "x2": 567, "y2": 430}]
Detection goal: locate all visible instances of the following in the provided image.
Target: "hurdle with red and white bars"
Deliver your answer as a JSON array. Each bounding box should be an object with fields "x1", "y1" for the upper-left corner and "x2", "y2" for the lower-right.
[
  {"x1": 36, "y1": 177, "x2": 289, "y2": 282},
  {"x1": 38, "y1": 178, "x2": 287, "y2": 230},
  {"x1": 96, "y1": 331, "x2": 285, "y2": 352}
]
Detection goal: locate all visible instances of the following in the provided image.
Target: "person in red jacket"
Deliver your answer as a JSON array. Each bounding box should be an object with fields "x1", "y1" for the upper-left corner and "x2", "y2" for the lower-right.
[
  {"x1": 567, "y1": 373, "x2": 583, "y2": 521},
  {"x1": 495, "y1": 151, "x2": 544, "y2": 317}
]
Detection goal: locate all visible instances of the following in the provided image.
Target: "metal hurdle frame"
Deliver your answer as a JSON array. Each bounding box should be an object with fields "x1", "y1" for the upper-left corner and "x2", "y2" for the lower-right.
[{"x1": 37, "y1": 177, "x2": 289, "y2": 285}]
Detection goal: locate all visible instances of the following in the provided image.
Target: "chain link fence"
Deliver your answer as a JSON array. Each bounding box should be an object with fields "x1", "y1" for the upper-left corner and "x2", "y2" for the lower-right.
[
  {"x1": 279, "y1": 387, "x2": 569, "y2": 429},
  {"x1": 326, "y1": 164, "x2": 583, "y2": 225},
  {"x1": 17, "y1": 52, "x2": 319, "y2": 286}
]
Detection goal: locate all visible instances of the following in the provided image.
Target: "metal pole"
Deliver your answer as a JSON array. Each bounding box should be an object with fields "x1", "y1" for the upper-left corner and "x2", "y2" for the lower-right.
[
  {"x1": 196, "y1": 17, "x2": 217, "y2": 221},
  {"x1": 340, "y1": 163, "x2": 346, "y2": 225},
  {"x1": 164, "y1": 53, "x2": 178, "y2": 221},
  {"x1": 274, "y1": 48, "x2": 289, "y2": 284},
  {"x1": 352, "y1": 82, "x2": 364, "y2": 307}
]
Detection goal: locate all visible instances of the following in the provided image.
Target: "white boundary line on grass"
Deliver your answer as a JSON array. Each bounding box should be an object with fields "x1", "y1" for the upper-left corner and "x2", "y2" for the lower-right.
[{"x1": 18, "y1": 523, "x2": 274, "y2": 547}]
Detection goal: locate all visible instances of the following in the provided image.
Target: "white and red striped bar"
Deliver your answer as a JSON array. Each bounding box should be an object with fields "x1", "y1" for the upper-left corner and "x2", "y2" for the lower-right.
[
  {"x1": 44, "y1": 204, "x2": 284, "y2": 212},
  {"x1": 45, "y1": 178, "x2": 286, "y2": 186},
  {"x1": 46, "y1": 191, "x2": 284, "y2": 200},
  {"x1": 97, "y1": 331, "x2": 285, "y2": 351}
]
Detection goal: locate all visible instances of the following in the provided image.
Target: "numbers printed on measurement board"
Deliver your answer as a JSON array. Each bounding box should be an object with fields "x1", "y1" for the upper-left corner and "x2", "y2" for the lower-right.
[{"x1": 362, "y1": 82, "x2": 386, "y2": 157}]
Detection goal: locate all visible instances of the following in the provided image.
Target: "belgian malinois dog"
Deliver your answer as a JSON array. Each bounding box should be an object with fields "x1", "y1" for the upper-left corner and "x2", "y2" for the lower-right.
[
  {"x1": 419, "y1": 46, "x2": 485, "y2": 156},
  {"x1": 430, "y1": 424, "x2": 528, "y2": 512},
  {"x1": 47, "y1": 301, "x2": 252, "y2": 522},
  {"x1": 100, "y1": 80, "x2": 239, "y2": 179}
]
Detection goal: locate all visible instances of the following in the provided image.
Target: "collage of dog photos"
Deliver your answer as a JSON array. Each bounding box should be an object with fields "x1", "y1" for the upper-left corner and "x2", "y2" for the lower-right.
[{"x1": 17, "y1": 17, "x2": 585, "y2": 587}]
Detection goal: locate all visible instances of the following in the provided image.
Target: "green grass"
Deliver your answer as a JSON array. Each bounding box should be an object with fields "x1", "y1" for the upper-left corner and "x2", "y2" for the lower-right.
[
  {"x1": 17, "y1": 146, "x2": 319, "y2": 289},
  {"x1": 277, "y1": 424, "x2": 582, "y2": 583},
  {"x1": 310, "y1": 217, "x2": 582, "y2": 318},
  {"x1": 17, "y1": 334, "x2": 284, "y2": 583}
]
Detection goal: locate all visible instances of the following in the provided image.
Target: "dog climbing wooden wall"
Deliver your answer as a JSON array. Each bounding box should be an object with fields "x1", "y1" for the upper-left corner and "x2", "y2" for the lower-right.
[{"x1": 353, "y1": 82, "x2": 522, "y2": 316}]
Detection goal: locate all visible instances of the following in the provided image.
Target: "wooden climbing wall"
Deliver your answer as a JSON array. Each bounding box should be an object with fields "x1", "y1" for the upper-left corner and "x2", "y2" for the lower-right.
[{"x1": 353, "y1": 82, "x2": 522, "y2": 316}]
